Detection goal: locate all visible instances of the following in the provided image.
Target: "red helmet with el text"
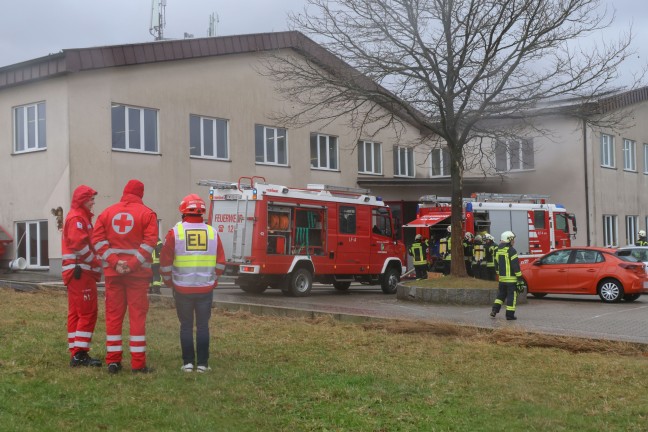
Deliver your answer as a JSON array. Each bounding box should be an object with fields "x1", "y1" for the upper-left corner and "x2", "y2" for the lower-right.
[{"x1": 179, "y1": 194, "x2": 206, "y2": 215}]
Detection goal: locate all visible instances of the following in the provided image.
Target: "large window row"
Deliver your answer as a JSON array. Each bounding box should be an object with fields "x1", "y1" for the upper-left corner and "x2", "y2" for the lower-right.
[{"x1": 601, "y1": 133, "x2": 648, "y2": 174}]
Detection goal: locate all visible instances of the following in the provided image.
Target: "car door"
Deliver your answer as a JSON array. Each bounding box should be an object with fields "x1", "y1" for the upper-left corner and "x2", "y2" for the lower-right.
[
  {"x1": 527, "y1": 249, "x2": 573, "y2": 292},
  {"x1": 567, "y1": 250, "x2": 604, "y2": 293}
]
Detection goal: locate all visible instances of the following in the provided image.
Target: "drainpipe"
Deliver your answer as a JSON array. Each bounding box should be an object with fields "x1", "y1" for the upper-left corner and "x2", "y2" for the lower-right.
[{"x1": 582, "y1": 119, "x2": 591, "y2": 246}]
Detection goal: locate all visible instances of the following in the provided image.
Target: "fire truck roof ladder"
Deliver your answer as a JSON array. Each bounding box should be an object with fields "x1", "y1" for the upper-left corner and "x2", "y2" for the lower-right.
[
  {"x1": 197, "y1": 180, "x2": 238, "y2": 190},
  {"x1": 306, "y1": 184, "x2": 370, "y2": 195},
  {"x1": 472, "y1": 192, "x2": 550, "y2": 204}
]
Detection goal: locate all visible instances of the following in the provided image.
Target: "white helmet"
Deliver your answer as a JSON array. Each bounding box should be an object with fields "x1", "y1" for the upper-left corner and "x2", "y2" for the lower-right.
[
  {"x1": 447, "y1": 226, "x2": 452, "y2": 233},
  {"x1": 415, "y1": 234, "x2": 422, "y2": 240},
  {"x1": 640, "y1": 230, "x2": 646, "y2": 237},
  {"x1": 464, "y1": 232, "x2": 474, "y2": 240},
  {"x1": 474, "y1": 234, "x2": 482, "y2": 242},
  {"x1": 500, "y1": 231, "x2": 516, "y2": 242},
  {"x1": 484, "y1": 234, "x2": 494, "y2": 242}
]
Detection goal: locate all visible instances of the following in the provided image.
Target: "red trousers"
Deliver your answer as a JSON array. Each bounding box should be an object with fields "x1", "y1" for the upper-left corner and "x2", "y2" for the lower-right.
[
  {"x1": 104, "y1": 276, "x2": 149, "y2": 369},
  {"x1": 67, "y1": 273, "x2": 98, "y2": 357}
]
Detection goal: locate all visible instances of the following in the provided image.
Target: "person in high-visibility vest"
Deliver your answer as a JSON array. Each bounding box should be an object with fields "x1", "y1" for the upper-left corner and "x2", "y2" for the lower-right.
[
  {"x1": 483, "y1": 233, "x2": 497, "y2": 281},
  {"x1": 463, "y1": 232, "x2": 474, "y2": 276},
  {"x1": 472, "y1": 234, "x2": 485, "y2": 279},
  {"x1": 408, "y1": 234, "x2": 428, "y2": 280},
  {"x1": 149, "y1": 238, "x2": 163, "y2": 294},
  {"x1": 160, "y1": 194, "x2": 226, "y2": 373},
  {"x1": 636, "y1": 230, "x2": 648, "y2": 246},
  {"x1": 440, "y1": 226, "x2": 452, "y2": 275},
  {"x1": 490, "y1": 231, "x2": 524, "y2": 320}
]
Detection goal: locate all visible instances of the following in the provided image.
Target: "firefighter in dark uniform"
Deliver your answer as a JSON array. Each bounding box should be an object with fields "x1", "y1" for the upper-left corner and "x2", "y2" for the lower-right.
[
  {"x1": 440, "y1": 226, "x2": 452, "y2": 275},
  {"x1": 463, "y1": 232, "x2": 474, "y2": 277},
  {"x1": 409, "y1": 234, "x2": 429, "y2": 280},
  {"x1": 149, "y1": 238, "x2": 163, "y2": 294},
  {"x1": 483, "y1": 233, "x2": 497, "y2": 281},
  {"x1": 636, "y1": 230, "x2": 648, "y2": 246},
  {"x1": 490, "y1": 231, "x2": 524, "y2": 320}
]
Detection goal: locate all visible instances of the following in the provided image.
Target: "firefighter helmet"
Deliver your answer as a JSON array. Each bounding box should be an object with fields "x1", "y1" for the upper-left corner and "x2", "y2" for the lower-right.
[
  {"x1": 179, "y1": 194, "x2": 206, "y2": 215},
  {"x1": 474, "y1": 234, "x2": 482, "y2": 242},
  {"x1": 447, "y1": 226, "x2": 452, "y2": 233},
  {"x1": 640, "y1": 230, "x2": 646, "y2": 237},
  {"x1": 415, "y1": 234, "x2": 422, "y2": 240},
  {"x1": 464, "y1": 232, "x2": 474, "y2": 241},
  {"x1": 500, "y1": 231, "x2": 516, "y2": 243},
  {"x1": 484, "y1": 233, "x2": 494, "y2": 242}
]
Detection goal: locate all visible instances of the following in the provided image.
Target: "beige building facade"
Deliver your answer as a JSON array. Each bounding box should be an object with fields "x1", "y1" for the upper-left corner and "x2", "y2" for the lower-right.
[{"x1": 1, "y1": 31, "x2": 647, "y2": 273}]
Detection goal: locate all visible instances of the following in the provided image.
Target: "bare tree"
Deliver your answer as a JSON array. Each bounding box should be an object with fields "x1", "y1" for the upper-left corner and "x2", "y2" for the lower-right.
[{"x1": 263, "y1": 0, "x2": 638, "y2": 276}]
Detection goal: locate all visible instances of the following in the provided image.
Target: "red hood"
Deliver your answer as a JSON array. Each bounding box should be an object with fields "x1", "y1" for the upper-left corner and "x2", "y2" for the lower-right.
[
  {"x1": 71, "y1": 185, "x2": 97, "y2": 217},
  {"x1": 122, "y1": 179, "x2": 144, "y2": 201}
]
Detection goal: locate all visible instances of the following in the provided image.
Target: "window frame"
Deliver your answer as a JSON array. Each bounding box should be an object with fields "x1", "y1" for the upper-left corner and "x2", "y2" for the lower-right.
[
  {"x1": 15, "y1": 220, "x2": 49, "y2": 269},
  {"x1": 358, "y1": 140, "x2": 382, "y2": 175},
  {"x1": 111, "y1": 103, "x2": 159, "y2": 154},
  {"x1": 255, "y1": 124, "x2": 288, "y2": 166},
  {"x1": 310, "y1": 133, "x2": 339, "y2": 171},
  {"x1": 430, "y1": 147, "x2": 450, "y2": 177},
  {"x1": 189, "y1": 114, "x2": 230, "y2": 160},
  {"x1": 643, "y1": 143, "x2": 648, "y2": 174},
  {"x1": 495, "y1": 139, "x2": 534, "y2": 172},
  {"x1": 13, "y1": 101, "x2": 46, "y2": 154},
  {"x1": 393, "y1": 145, "x2": 415, "y2": 178},
  {"x1": 600, "y1": 134, "x2": 615, "y2": 168},
  {"x1": 603, "y1": 214, "x2": 618, "y2": 247},
  {"x1": 626, "y1": 215, "x2": 638, "y2": 245},
  {"x1": 623, "y1": 138, "x2": 636, "y2": 172}
]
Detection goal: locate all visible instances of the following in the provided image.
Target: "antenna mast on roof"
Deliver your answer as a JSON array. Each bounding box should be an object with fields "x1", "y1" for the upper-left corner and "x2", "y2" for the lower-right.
[
  {"x1": 150, "y1": 0, "x2": 167, "y2": 41},
  {"x1": 208, "y1": 12, "x2": 219, "y2": 37}
]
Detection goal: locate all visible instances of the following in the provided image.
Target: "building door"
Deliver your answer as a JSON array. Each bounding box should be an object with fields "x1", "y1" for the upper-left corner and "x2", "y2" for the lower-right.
[{"x1": 16, "y1": 220, "x2": 49, "y2": 268}]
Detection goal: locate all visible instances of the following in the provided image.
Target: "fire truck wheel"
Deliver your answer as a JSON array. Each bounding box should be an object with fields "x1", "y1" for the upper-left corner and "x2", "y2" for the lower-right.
[
  {"x1": 286, "y1": 268, "x2": 313, "y2": 297},
  {"x1": 333, "y1": 281, "x2": 351, "y2": 291},
  {"x1": 380, "y1": 267, "x2": 400, "y2": 294}
]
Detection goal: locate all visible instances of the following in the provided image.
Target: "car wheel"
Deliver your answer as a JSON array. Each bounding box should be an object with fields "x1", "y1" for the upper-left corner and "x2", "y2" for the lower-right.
[
  {"x1": 333, "y1": 281, "x2": 351, "y2": 291},
  {"x1": 623, "y1": 294, "x2": 641, "y2": 302},
  {"x1": 531, "y1": 293, "x2": 547, "y2": 299},
  {"x1": 598, "y1": 278, "x2": 624, "y2": 303}
]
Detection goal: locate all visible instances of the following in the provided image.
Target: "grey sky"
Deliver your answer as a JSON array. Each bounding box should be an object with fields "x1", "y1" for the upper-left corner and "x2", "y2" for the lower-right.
[{"x1": 1, "y1": 0, "x2": 646, "y2": 87}]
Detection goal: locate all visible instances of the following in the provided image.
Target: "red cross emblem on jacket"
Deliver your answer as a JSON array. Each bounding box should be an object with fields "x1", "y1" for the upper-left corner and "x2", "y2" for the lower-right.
[{"x1": 112, "y1": 212, "x2": 134, "y2": 234}]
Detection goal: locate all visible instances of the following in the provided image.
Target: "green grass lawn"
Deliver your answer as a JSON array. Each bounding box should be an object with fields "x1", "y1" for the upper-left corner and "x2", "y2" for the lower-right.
[{"x1": 1, "y1": 287, "x2": 647, "y2": 431}]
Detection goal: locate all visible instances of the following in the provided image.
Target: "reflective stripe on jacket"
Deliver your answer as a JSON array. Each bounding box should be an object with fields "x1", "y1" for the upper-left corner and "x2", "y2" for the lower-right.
[
  {"x1": 171, "y1": 222, "x2": 217, "y2": 290},
  {"x1": 495, "y1": 243, "x2": 522, "y2": 283}
]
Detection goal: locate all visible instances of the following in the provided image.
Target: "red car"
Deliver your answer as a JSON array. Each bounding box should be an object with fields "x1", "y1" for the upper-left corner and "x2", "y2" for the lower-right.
[{"x1": 519, "y1": 247, "x2": 648, "y2": 303}]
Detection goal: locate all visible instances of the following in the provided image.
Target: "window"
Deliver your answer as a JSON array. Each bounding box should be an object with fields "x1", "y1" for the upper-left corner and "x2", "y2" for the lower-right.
[
  {"x1": 339, "y1": 206, "x2": 356, "y2": 234},
  {"x1": 372, "y1": 208, "x2": 392, "y2": 237},
  {"x1": 623, "y1": 139, "x2": 636, "y2": 171},
  {"x1": 495, "y1": 139, "x2": 534, "y2": 171},
  {"x1": 13, "y1": 102, "x2": 46, "y2": 153},
  {"x1": 430, "y1": 147, "x2": 450, "y2": 177},
  {"x1": 255, "y1": 125, "x2": 287, "y2": 165},
  {"x1": 190, "y1": 115, "x2": 229, "y2": 159},
  {"x1": 574, "y1": 250, "x2": 603, "y2": 264},
  {"x1": 603, "y1": 215, "x2": 618, "y2": 247},
  {"x1": 358, "y1": 140, "x2": 382, "y2": 174},
  {"x1": 533, "y1": 211, "x2": 546, "y2": 229},
  {"x1": 600, "y1": 134, "x2": 615, "y2": 168},
  {"x1": 393, "y1": 146, "x2": 414, "y2": 177},
  {"x1": 15, "y1": 220, "x2": 49, "y2": 268},
  {"x1": 626, "y1": 215, "x2": 638, "y2": 245},
  {"x1": 541, "y1": 249, "x2": 572, "y2": 265},
  {"x1": 644, "y1": 144, "x2": 648, "y2": 174},
  {"x1": 310, "y1": 133, "x2": 338, "y2": 170},
  {"x1": 111, "y1": 104, "x2": 158, "y2": 153}
]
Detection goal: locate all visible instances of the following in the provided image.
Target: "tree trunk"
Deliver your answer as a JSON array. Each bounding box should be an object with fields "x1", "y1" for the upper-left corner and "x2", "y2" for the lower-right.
[{"x1": 449, "y1": 144, "x2": 467, "y2": 277}]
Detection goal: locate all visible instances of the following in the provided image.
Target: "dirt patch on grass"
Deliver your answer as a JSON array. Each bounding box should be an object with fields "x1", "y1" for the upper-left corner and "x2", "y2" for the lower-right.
[{"x1": 363, "y1": 320, "x2": 648, "y2": 356}]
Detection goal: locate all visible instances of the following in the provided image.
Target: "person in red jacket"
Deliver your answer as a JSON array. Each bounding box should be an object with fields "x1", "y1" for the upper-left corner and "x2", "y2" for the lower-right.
[
  {"x1": 62, "y1": 185, "x2": 103, "y2": 367},
  {"x1": 92, "y1": 179, "x2": 158, "y2": 374},
  {"x1": 160, "y1": 194, "x2": 225, "y2": 373}
]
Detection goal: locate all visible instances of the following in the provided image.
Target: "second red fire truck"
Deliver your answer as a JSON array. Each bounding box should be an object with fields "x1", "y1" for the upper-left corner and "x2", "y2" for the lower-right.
[{"x1": 202, "y1": 177, "x2": 407, "y2": 296}]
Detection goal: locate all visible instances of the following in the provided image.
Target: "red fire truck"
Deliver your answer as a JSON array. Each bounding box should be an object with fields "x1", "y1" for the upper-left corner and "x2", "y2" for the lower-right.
[
  {"x1": 405, "y1": 193, "x2": 577, "y2": 261},
  {"x1": 202, "y1": 177, "x2": 407, "y2": 296}
]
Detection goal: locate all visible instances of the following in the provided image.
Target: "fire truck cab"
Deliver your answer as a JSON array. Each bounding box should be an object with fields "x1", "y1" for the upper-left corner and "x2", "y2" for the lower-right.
[
  {"x1": 202, "y1": 177, "x2": 406, "y2": 297},
  {"x1": 406, "y1": 193, "x2": 577, "y2": 257}
]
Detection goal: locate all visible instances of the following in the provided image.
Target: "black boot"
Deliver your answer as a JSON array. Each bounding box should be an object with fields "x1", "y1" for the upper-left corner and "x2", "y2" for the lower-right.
[
  {"x1": 506, "y1": 311, "x2": 517, "y2": 321},
  {"x1": 70, "y1": 351, "x2": 102, "y2": 367}
]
